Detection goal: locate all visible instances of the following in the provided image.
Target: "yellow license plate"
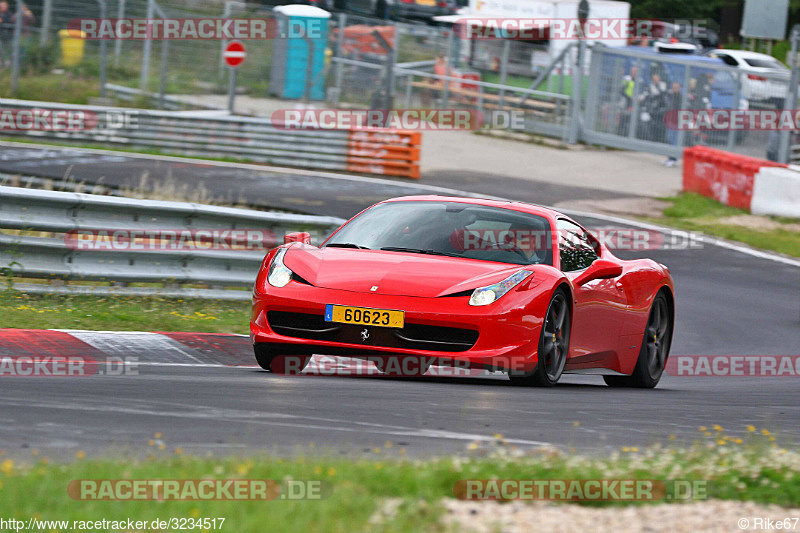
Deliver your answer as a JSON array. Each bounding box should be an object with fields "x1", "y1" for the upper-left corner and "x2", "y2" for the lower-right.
[
  {"x1": 325, "y1": 304, "x2": 404, "y2": 328},
  {"x1": 417, "y1": 0, "x2": 436, "y2": 5}
]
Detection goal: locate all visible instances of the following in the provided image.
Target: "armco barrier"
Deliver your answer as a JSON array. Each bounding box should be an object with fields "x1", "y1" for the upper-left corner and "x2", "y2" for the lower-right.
[
  {"x1": 0, "y1": 186, "x2": 345, "y2": 298},
  {"x1": 0, "y1": 98, "x2": 421, "y2": 180},
  {"x1": 751, "y1": 166, "x2": 800, "y2": 219},
  {"x1": 683, "y1": 146, "x2": 787, "y2": 211}
]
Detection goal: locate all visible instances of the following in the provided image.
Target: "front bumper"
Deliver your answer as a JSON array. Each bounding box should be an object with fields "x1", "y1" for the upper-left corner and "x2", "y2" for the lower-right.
[{"x1": 250, "y1": 282, "x2": 547, "y2": 372}]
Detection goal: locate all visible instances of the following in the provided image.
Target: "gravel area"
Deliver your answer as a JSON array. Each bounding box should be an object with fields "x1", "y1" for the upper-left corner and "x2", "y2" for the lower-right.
[{"x1": 441, "y1": 499, "x2": 800, "y2": 532}]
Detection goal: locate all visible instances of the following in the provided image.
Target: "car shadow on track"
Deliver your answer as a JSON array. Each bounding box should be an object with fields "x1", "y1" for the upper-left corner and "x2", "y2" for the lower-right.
[{"x1": 244, "y1": 368, "x2": 671, "y2": 389}]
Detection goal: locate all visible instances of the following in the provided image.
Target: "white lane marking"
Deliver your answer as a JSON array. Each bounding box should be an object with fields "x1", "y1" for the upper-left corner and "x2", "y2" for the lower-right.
[
  {"x1": 559, "y1": 208, "x2": 800, "y2": 269},
  {"x1": 53, "y1": 329, "x2": 247, "y2": 337},
  {"x1": 3, "y1": 140, "x2": 796, "y2": 267},
  {"x1": 55, "y1": 330, "x2": 204, "y2": 364},
  {"x1": 0, "y1": 395, "x2": 552, "y2": 447}
]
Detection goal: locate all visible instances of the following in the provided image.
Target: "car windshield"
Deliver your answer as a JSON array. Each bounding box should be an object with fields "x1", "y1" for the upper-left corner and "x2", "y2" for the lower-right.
[
  {"x1": 743, "y1": 57, "x2": 786, "y2": 70},
  {"x1": 324, "y1": 201, "x2": 553, "y2": 266}
]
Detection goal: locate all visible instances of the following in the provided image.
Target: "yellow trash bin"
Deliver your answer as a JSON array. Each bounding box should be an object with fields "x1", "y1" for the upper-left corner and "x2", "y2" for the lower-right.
[{"x1": 58, "y1": 29, "x2": 86, "y2": 66}]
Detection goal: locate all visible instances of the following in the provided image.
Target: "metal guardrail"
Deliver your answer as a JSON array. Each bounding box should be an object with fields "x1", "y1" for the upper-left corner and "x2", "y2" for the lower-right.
[
  {"x1": 0, "y1": 99, "x2": 422, "y2": 179},
  {"x1": 0, "y1": 186, "x2": 345, "y2": 299},
  {"x1": 104, "y1": 84, "x2": 225, "y2": 111}
]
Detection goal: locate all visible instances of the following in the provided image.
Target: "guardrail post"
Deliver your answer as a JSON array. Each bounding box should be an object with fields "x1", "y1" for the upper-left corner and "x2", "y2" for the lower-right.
[
  {"x1": 39, "y1": 0, "x2": 52, "y2": 47},
  {"x1": 218, "y1": 0, "x2": 233, "y2": 83},
  {"x1": 567, "y1": 39, "x2": 586, "y2": 145},
  {"x1": 582, "y1": 45, "x2": 601, "y2": 133},
  {"x1": 779, "y1": 25, "x2": 800, "y2": 164},
  {"x1": 677, "y1": 64, "x2": 692, "y2": 153},
  {"x1": 97, "y1": 0, "x2": 108, "y2": 98},
  {"x1": 726, "y1": 70, "x2": 742, "y2": 153},
  {"x1": 331, "y1": 12, "x2": 345, "y2": 106},
  {"x1": 10, "y1": 0, "x2": 22, "y2": 93},
  {"x1": 498, "y1": 40, "x2": 510, "y2": 109},
  {"x1": 159, "y1": 39, "x2": 169, "y2": 109},
  {"x1": 441, "y1": 29, "x2": 454, "y2": 110},
  {"x1": 113, "y1": 0, "x2": 126, "y2": 67},
  {"x1": 140, "y1": 0, "x2": 155, "y2": 93}
]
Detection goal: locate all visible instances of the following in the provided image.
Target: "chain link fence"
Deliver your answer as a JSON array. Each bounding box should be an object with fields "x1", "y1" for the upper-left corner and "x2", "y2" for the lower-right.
[
  {"x1": 2, "y1": 2, "x2": 799, "y2": 163},
  {"x1": 584, "y1": 45, "x2": 794, "y2": 162}
]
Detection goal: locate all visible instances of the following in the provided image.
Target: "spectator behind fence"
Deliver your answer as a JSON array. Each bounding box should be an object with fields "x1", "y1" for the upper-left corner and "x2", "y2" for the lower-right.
[
  {"x1": 12, "y1": 3, "x2": 34, "y2": 37},
  {"x1": 663, "y1": 81, "x2": 682, "y2": 167},
  {"x1": 0, "y1": 1, "x2": 12, "y2": 68},
  {"x1": 617, "y1": 65, "x2": 639, "y2": 135},
  {"x1": 687, "y1": 73, "x2": 714, "y2": 147},
  {"x1": 640, "y1": 71, "x2": 668, "y2": 143}
]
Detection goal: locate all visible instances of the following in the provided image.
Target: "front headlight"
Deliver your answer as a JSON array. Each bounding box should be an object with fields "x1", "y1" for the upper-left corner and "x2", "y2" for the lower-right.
[
  {"x1": 268, "y1": 247, "x2": 294, "y2": 288},
  {"x1": 469, "y1": 270, "x2": 533, "y2": 306}
]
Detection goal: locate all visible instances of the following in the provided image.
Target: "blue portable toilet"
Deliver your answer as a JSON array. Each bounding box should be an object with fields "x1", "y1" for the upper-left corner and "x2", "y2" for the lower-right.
[{"x1": 270, "y1": 5, "x2": 331, "y2": 100}]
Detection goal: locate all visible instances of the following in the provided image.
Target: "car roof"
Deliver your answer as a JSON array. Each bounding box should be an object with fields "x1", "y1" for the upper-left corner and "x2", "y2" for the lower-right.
[
  {"x1": 380, "y1": 195, "x2": 565, "y2": 221},
  {"x1": 710, "y1": 49, "x2": 777, "y2": 60},
  {"x1": 618, "y1": 46, "x2": 725, "y2": 65}
]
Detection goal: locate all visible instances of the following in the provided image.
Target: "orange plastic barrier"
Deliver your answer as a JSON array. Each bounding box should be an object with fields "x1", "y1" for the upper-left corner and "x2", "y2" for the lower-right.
[
  {"x1": 346, "y1": 130, "x2": 421, "y2": 179},
  {"x1": 333, "y1": 25, "x2": 395, "y2": 56},
  {"x1": 682, "y1": 146, "x2": 786, "y2": 211}
]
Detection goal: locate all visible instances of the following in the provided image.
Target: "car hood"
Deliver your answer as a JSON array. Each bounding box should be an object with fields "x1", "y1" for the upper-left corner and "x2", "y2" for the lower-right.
[{"x1": 283, "y1": 246, "x2": 526, "y2": 297}]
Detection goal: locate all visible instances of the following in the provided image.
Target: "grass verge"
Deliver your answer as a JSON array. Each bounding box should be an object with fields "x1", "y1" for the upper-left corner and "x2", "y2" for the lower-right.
[
  {"x1": 0, "y1": 431, "x2": 798, "y2": 533},
  {"x1": 650, "y1": 193, "x2": 800, "y2": 258},
  {"x1": 0, "y1": 290, "x2": 250, "y2": 333}
]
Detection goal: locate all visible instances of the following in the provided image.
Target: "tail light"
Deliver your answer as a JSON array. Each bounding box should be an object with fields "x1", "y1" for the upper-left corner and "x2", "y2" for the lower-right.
[
  {"x1": 748, "y1": 75, "x2": 767, "y2": 81},
  {"x1": 438, "y1": 0, "x2": 449, "y2": 5},
  {"x1": 400, "y1": 0, "x2": 413, "y2": 3}
]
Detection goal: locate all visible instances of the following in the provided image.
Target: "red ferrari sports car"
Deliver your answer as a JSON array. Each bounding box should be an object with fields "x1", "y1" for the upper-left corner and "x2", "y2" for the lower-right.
[{"x1": 250, "y1": 196, "x2": 675, "y2": 388}]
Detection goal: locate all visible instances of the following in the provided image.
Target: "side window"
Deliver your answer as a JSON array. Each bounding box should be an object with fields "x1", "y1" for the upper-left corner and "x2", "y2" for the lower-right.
[
  {"x1": 716, "y1": 54, "x2": 738, "y2": 67},
  {"x1": 557, "y1": 219, "x2": 598, "y2": 272}
]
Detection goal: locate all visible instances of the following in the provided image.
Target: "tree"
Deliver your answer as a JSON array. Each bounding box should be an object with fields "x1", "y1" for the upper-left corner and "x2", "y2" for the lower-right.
[{"x1": 628, "y1": 0, "x2": 733, "y2": 20}]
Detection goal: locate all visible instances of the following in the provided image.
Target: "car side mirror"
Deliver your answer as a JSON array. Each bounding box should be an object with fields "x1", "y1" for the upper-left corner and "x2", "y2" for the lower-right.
[
  {"x1": 284, "y1": 232, "x2": 311, "y2": 245},
  {"x1": 574, "y1": 259, "x2": 623, "y2": 286}
]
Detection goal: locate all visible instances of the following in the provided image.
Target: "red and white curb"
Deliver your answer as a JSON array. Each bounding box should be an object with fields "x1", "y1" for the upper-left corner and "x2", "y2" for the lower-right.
[{"x1": 0, "y1": 329, "x2": 384, "y2": 374}]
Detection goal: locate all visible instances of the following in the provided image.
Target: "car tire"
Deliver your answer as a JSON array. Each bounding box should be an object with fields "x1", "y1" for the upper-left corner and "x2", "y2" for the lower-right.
[
  {"x1": 509, "y1": 289, "x2": 570, "y2": 387},
  {"x1": 604, "y1": 291, "x2": 672, "y2": 389},
  {"x1": 254, "y1": 343, "x2": 311, "y2": 374}
]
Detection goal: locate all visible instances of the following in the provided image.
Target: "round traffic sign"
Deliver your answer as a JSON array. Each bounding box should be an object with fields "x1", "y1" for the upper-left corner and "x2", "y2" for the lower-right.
[{"x1": 223, "y1": 41, "x2": 246, "y2": 68}]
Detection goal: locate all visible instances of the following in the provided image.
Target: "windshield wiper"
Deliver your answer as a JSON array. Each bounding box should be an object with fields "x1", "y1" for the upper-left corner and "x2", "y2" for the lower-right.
[
  {"x1": 380, "y1": 246, "x2": 463, "y2": 258},
  {"x1": 325, "y1": 242, "x2": 370, "y2": 249}
]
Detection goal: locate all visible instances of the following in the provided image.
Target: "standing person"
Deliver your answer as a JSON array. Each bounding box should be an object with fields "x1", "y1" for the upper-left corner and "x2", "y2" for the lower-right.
[
  {"x1": 641, "y1": 70, "x2": 667, "y2": 142},
  {"x1": 617, "y1": 65, "x2": 638, "y2": 135},
  {"x1": 11, "y1": 4, "x2": 34, "y2": 66},
  {"x1": 663, "y1": 81, "x2": 683, "y2": 167},
  {"x1": 0, "y1": 1, "x2": 13, "y2": 68},
  {"x1": 688, "y1": 72, "x2": 714, "y2": 146},
  {"x1": 12, "y1": 3, "x2": 34, "y2": 37}
]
